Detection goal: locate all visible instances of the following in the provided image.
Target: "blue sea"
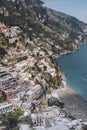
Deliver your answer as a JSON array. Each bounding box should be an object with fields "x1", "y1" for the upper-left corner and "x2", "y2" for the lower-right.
[{"x1": 57, "y1": 44, "x2": 87, "y2": 101}]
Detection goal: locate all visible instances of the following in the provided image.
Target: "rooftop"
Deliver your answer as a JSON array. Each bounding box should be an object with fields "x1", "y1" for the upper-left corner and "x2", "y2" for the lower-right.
[
  {"x1": 19, "y1": 124, "x2": 31, "y2": 130},
  {"x1": 0, "y1": 103, "x2": 13, "y2": 110}
]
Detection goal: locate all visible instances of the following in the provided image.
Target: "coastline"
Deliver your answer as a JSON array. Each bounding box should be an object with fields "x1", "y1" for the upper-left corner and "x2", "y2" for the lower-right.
[
  {"x1": 57, "y1": 79, "x2": 87, "y2": 120},
  {"x1": 57, "y1": 41, "x2": 87, "y2": 59},
  {"x1": 56, "y1": 42, "x2": 87, "y2": 120}
]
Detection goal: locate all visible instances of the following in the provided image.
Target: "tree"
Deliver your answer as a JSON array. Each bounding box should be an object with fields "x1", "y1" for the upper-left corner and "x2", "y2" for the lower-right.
[
  {"x1": 1, "y1": 114, "x2": 18, "y2": 130},
  {"x1": 0, "y1": 47, "x2": 7, "y2": 56},
  {"x1": 1, "y1": 109, "x2": 24, "y2": 130}
]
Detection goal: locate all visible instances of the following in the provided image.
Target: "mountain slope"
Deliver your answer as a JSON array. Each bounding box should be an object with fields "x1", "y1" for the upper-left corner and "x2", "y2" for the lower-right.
[{"x1": 0, "y1": 0, "x2": 87, "y2": 56}]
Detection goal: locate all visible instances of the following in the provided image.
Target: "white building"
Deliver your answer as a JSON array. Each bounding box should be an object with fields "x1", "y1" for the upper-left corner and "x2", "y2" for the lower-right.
[
  {"x1": 31, "y1": 84, "x2": 43, "y2": 99},
  {"x1": 0, "y1": 103, "x2": 13, "y2": 114},
  {"x1": 19, "y1": 124, "x2": 31, "y2": 130}
]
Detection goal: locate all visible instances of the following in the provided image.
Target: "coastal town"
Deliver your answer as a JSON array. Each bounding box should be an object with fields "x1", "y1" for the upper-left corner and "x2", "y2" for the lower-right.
[{"x1": 0, "y1": 22, "x2": 87, "y2": 130}]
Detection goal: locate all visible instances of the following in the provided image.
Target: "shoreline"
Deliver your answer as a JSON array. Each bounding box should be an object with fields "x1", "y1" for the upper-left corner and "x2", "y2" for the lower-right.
[
  {"x1": 57, "y1": 82, "x2": 87, "y2": 120},
  {"x1": 51, "y1": 69, "x2": 87, "y2": 120},
  {"x1": 56, "y1": 42, "x2": 87, "y2": 120},
  {"x1": 57, "y1": 41, "x2": 87, "y2": 59},
  {"x1": 57, "y1": 75, "x2": 87, "y2": 119}
]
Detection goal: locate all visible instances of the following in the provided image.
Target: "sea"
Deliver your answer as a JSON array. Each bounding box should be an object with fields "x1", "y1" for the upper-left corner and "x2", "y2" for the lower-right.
[{"x1": 57, "y1": 44, "x2": 87, "y2": 101}]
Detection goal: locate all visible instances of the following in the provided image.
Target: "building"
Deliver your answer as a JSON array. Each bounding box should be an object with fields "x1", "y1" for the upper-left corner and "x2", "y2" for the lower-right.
[
  {"x1": 22, "y1": 100, "x2": 41, "y2": 111},
  {"x1": 0, "y1": 66, "x2": 18, "y2": 100},
  {"x1": 10, "y1": 98, "x2": 22, "y2": 108},
  {"x1": 0, "y1": 76, "x2": 18, "y2": 90},
  {"x1": 0, "y1": 103, "x2": 13, "y2": 115},
  {"x1": 0, "y1": 76, "x2": 18, "y2": 100},
  {"x1": 31, "y1": 113, "x2": 43, "y2": 127},
  {"x1": 31, "y1": 85, "x2": 43, "y2": 99},
  {"x1": 2, "y1": 88, "x2": 19, "y2": 101},
  {"x1": 0, "y1": 66, "x2": 18, "y2": 90},
  {"x1": 19, "y1": 124, "x2": 31, "y2": 130}
]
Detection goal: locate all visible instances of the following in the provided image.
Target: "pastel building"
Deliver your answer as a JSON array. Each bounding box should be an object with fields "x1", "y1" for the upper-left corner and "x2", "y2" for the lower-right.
[{"x1": 0, "y1": 67, "x2": 18, "y2": 100}]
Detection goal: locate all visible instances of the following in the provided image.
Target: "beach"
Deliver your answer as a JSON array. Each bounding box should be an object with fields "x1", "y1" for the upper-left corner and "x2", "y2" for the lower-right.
[
  {"x1": 56, "y1": 44, "x2": 87, "y2": 120},
  {"x1": 57, "y1": 83, "x2": 87, "y2": 120}
]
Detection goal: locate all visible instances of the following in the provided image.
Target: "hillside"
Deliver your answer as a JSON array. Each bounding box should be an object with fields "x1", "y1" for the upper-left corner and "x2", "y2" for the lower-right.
[
  {"x1": 0, "y1": 0, "x2": 87, "y2": 90},
  {"x1": 0, "y1": 0, "x2": 87, "y2": 58},
  {"x1": 0, "y1": 1, "x2": 87, "y2": 129},
  {"x1": 0, "y1": 0, "x2": 87, "y2": 88}
]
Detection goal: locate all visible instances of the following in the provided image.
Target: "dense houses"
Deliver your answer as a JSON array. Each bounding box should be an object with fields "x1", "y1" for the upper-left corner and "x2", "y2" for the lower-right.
[
  {"x1": 0, "y1": 24, "x2": 87, "y2": 130},
  {"x1": 19, "y1": 105, "x2": 85, "y2": 130},
  {"x1": 0, "y1": 52, "x2": 87, "y2": 130},
  {"x1": 0, "y1": 54, "x2": 87, "y2": 130}
]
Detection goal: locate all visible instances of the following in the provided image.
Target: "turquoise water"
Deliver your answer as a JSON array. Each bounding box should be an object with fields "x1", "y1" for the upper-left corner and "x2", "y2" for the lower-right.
[{"x1": 57, "y1": 44, "x2": 87, "y2": 100}]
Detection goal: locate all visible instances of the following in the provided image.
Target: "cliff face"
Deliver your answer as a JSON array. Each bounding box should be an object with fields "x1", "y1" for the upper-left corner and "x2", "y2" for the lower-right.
[{"x1": 0, "y1": 0, "x2": 87, "y2": 56}]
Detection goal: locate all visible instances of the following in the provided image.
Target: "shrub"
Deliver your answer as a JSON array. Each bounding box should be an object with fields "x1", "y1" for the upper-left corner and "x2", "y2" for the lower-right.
[{"x1": 0, "y1": 47, "x2": 7, "y2": 56}]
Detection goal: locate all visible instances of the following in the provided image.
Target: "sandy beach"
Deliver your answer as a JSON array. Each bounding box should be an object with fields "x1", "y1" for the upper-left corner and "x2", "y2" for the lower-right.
[{"x1": 57, "y1": 84, "x2": 87, "y2": 120}]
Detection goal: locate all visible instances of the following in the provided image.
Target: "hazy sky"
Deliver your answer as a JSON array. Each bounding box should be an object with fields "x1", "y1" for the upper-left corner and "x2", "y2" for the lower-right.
[{"x1": 42, "y1": 0, "x2": 87, "y2": 23}]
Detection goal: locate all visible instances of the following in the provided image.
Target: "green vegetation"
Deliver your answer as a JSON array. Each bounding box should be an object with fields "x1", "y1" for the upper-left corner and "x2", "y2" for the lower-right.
[
  {"x1": 8, "y1": 55, "x2": 28, "y2": 65},
  {"x1": 0, "y1": 0, "x2": 86, "y2": 56},
  {"x1": 43, "y1": 72, "x2": 61, "y2": 89},
  {"x1": 48, "y1": 97, "x2": 64, "y2": 108},
  {"x1": 0, "y1": 47, "x2": 7, "y2": 57},
  {"x1": 28, "y1": 44, "x2": 35, "y2": 51},
  {"x1": 0, "y1": 96, "x2": 5, "y2": 103},
  {"x1": 1, "y1": 109, "x2": 24, "y2": 130}
]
